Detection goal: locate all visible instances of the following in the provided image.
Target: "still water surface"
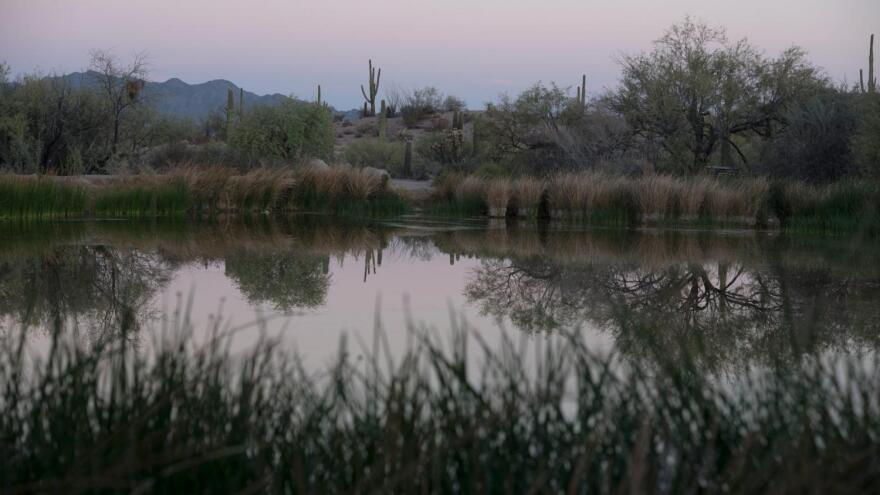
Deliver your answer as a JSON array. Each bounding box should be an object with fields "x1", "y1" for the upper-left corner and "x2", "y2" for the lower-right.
[{"x1": 2, "y1": 216, "x2": 878, "y2": 372}]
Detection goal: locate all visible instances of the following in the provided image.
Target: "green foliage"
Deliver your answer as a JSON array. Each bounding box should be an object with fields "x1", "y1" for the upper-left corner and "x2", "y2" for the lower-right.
[
  {"x1": 228, "y1": 100, "x2": 334, "y2": 161},
  {"x1": 92, "y1": 179, "x2": 190, "y2": 217},
  {"x1": 852, "y1": 93, "x2": 880, "y2": 175},
  {"x1": 3, "y1": 314, "x2": 879, "y2": 493},
  {"x1": 0, "y1": 176, "x2": 88, "y2": 219},
  {"x1": 342, "y1": 139, "x2": 405, "y2": 175},
  {"x1": 473, "y1": 162, "x2": 509, "y2": 178},
  {"x1": 0, "y1": 75, "x2": 108, "y2": 173},
  {"x1": 401, "y1": 86, "x2": 443, "y2": 127},
  {"x1": 613, "y1": 18, "x2": 825, "y2": 173},
  {"x1": 760, "y1": 89, "x2": 858, "y2": 182}
]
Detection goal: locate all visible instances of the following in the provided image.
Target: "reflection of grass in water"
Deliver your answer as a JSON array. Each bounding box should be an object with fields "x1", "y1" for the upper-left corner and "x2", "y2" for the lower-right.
[{"x1": 2, "y1": 314, "x2": 878, "y2": 493}]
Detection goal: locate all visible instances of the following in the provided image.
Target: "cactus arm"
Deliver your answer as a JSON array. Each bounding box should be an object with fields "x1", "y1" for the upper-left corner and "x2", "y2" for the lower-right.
[{"x1": 869, "y1": 34, "x2": 875, "y2": 92}]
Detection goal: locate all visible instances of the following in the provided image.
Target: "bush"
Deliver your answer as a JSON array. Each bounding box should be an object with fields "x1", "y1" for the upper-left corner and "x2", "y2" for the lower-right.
[
  {"x1": 416, "y1": 131, "x2": 472, "y2": 168},
  {"x1": 442, "y1": 95, "x2": 466, "y2": 112},
  {"x1": 759, "y1": 89, "x2": 858, "y2": 183},
  {"x1": 401, "y1": 87, "x2": 443, "y2": 127},
  {"x1": 342, "y1": 139, "x2": 405, "y2": 176},
  {"x1": 229, "y1": 100, "x2": 333, "y2": 162},
  {"x1": 852, "y1": 92, "x2": 880, "y2": 176}
]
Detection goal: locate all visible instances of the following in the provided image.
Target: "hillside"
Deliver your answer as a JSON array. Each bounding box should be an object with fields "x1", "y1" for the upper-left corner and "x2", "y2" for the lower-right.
[{"x1": 62, "y1": 71, "x2": 292, "y2": 120}]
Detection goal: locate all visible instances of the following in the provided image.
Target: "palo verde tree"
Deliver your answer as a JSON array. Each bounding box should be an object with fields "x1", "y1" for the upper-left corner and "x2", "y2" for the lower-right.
[{"x1": 613, "y1": 18, "x2": 823, "y2": 174}]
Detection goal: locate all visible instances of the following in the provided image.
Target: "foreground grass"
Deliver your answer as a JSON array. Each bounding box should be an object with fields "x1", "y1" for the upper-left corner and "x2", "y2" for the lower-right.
[
  {"x1": 1, "y1": 315, "x2": 878, "y2": 493},
  {"x1": 0, "y1": 167, "x2": 407, "y2": 220}
]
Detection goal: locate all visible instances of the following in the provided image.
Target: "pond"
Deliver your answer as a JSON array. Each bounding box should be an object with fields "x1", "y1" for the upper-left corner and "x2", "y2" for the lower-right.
[{"x1": 2, "y1": 215, "x2": 879, "y2": 373}]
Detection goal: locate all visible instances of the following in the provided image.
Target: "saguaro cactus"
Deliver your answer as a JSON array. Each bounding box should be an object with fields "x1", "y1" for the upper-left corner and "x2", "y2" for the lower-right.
[
  {"x1": 403, "y1": 135, "x2": 413, "y2": 178},
  {"x1": 225, "y1": 88, "x2": 235, "y2": 137},
  {"x1": 452, "y1": 110, "x2": 463, "y2": 131},
  {"x1": 360, "y1": 59, "x2": 381, "y2": 117},
  {"x1": 317, "y1": 85, "x2": 322, "y2": 105},
  {"x1": 238, "y1": 88, "x2": 245, "y2": 119},
  {"x1": 378, "y1": 100, "x2": 387, "y2": 139},
  {"x1": 472, "y1": 116, "x2": 481, "y2": 157},
  {"x1": 575, "y1": 74, "x2": 586, "y2": 108},
  {"x1": 860, "y1": 34, "x2": 876, "y2": 93}
]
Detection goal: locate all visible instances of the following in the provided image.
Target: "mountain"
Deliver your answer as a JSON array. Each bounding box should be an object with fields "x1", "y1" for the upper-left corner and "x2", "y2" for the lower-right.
[{"x1": 62, "y1": 71, "x2": 292, "y2": 121}]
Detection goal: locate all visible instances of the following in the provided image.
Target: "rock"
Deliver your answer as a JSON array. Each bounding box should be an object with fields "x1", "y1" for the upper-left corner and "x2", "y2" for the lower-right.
[{"x1": 305, "y1": 158, "x2": 330, "y2": 172}]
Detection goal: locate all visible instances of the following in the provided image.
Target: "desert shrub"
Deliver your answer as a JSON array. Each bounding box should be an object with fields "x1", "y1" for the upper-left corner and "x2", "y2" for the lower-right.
[
  {"x1": 473, "y1": 163, "x2": 509, "y2": 178},
  {"x1": 416, "y1": 131, "x2": 471, "y2": 169},
  {"x1": 759, "y1": 89, "x2": 858, "y2": 182},
  {"x1": 343, "y1": 139, "x2": 405, "y2": 176},
  {"x1": 852, "y1": 92, "x2": 880, "y2": 176},
  {"x1": 354, "y1": 119, "x2": 376, "y2": 137},
  {"x1": 229, "y1": 100, "x2": 333, "y2": 162},
  {"x1": 442, "y1": 95, "x2": 467, "y2": 112},
  {"x1": 401, "y1": 87, "x2": 443, "y2": 127}
]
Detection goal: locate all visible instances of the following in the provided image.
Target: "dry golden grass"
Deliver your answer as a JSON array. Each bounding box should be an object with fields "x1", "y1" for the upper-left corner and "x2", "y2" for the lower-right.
[
  {"x1": 637, "y1": 175, "x2": 679, "y2": 216},
  {"x1": 487, "y1": 179, "x2": 511, "y2": 210},
  {"x1": 512, "y1": 177, "x2": 544, "y2": 213},
  {"x1": 346, "y1": 169, "x2": 383, "y2": 201},
  {"x1": 454, "y1": 176, "x2": 487, "y2": 204}
]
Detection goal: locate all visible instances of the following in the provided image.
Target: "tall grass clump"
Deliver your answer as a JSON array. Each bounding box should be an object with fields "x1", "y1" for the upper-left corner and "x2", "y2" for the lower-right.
[
  {"x1": 1, "y1": 316, "x2": 878, "y2": 493},
  {"x1": 0, "y1": 175, "x2": 88, "y2": 219},
  {"x1": 292, "y1": 166, "x2": 406, "y2": 215},
  {"x1": 511, "y1": 177, "x2": 544, "y2": 218},
  {"x1": 637, "y1": 174, "x2": 681, "y2": 221},
  {"x1": 486, "y1": 179, "x2": 511, "y2": 217},
  {"x1": 546, "y1": 173, "x2": 579, "y2": 218},
  {"x1": 92, "y1": 176, "x2": 190, "y2": 217}
]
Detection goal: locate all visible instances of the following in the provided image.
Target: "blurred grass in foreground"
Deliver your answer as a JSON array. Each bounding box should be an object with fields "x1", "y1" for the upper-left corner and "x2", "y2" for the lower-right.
[{"x1": 1, "y1": 310, "x2": 878, "y2": 494}]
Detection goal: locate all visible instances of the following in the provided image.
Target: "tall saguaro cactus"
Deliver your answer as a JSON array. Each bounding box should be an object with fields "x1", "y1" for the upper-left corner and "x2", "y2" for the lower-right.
[
  {"x1": 225, "y1": 88, "x2": 235, "y2": 138},
  {"x1": 575, "y1": 74, "x2": 587, "y2": 108},
  {"x1": 238, "y1": 88, "x2": 245, "y2": 120},
  {"x1": 361, "y1": 59, "x2": 381, "y2": 117},
  {"x1": 378, "y1": 100, "x2": 387, "y2": 139},
  {"x1": 860, "y1": 34, "x2": 876, "y2": 93}
]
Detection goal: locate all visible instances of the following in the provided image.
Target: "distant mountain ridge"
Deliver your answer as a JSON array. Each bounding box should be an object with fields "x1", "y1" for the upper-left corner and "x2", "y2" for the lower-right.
[{"x1": 62, "y1": 71, "x2": 295, "y2": 120}]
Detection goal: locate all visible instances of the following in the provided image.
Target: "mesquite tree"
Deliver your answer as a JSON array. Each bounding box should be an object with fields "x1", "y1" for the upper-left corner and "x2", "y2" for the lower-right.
[
  {"x1": 612, "y1": 18, "x2": 823, "y2": 174},
  {"x1": 89, "y1": 50, "x2": 149, "y2": 167}
]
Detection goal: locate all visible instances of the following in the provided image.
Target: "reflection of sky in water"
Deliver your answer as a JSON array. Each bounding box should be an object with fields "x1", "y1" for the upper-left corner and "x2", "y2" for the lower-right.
[
  {"x1": 3, "y1": 219, "x2": 878, "y2": 375},
  {"x1": 157, "y1": 248, "x2": 613, "y2": 368}
]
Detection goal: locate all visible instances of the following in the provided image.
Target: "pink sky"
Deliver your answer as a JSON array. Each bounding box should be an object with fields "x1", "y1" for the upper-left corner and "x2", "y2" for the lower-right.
[{"x1": 2, "y1": 0, "x2": 878, "y2": 109}]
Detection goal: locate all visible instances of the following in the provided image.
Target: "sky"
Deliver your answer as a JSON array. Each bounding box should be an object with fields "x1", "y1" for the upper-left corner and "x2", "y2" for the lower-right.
[{"x1": 2, "y1": 0, "x2": 878, "y2": 109}]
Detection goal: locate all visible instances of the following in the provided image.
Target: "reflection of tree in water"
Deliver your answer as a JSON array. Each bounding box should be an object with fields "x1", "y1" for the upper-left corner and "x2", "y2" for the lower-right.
[
  {"x1": 223, "y1": 251, "x2": 331, "y2": 312},
  {"x1": 0, "y1": 245, "x2": 173, "y2": 340},
  {"x1": 465, "y1": 253, "x2": 880, "y2": 369}
]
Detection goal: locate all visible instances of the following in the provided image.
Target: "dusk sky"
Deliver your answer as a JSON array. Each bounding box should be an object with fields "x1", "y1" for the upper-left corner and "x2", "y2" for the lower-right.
[{"x1": 2, "y1": 0, "x2": 878, "y2": 109}]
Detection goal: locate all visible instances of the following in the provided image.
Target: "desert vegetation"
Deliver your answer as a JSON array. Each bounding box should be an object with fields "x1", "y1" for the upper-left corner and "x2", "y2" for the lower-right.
[
  {"x1": 0, "y1": 19, "x2": 878, "y2": 227},
  {"x1": 0, "y1": 166, "x2": 405, "y2": 219},
  {"x1": 429, "y1": 172, "x2": 880, "y2": 233}
]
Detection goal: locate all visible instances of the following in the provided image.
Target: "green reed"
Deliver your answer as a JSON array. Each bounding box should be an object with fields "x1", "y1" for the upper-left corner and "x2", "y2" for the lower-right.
[
  {"x1": 1, "y1": 313, "x2": 877, "y2": 494},
  {"x1": 0, "y1": 176, "x2": 88, "y2": 219}
]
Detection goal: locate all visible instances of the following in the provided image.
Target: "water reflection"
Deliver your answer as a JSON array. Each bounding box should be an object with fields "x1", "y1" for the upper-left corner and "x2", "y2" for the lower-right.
[
  {"x1": 451, "y1": 228, "x2": 880, "y2": 369},
  {"x1": 1, "y1": 219, "x2": 878, "y2": 370}
]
